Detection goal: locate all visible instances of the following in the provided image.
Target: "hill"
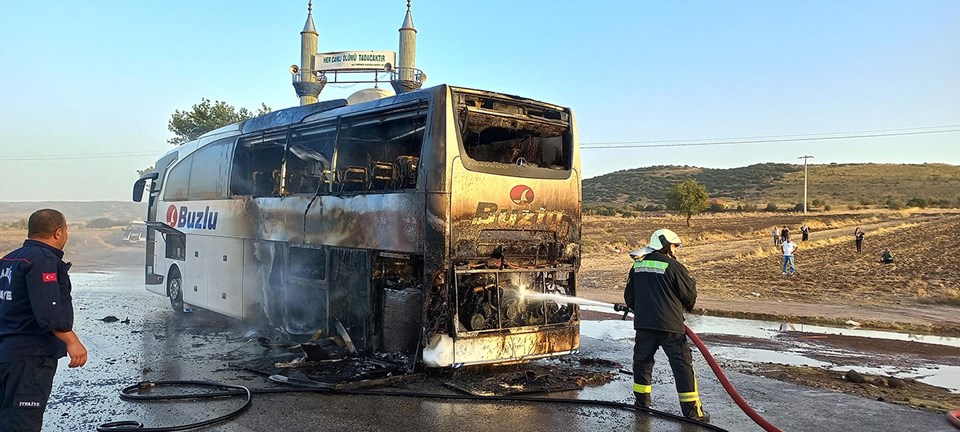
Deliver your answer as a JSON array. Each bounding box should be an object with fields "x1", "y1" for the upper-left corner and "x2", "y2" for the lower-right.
[
  {"x1": 0, "y1": 201, "x2": 145, "y2": 224},
  {"x1": 583, "y1": 163, "x2": 960, "y2": 210}
]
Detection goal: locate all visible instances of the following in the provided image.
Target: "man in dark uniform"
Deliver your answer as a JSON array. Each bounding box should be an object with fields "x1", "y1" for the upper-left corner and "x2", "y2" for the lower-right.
[
  {"x1": 624, "y1": 228, "x2": 709, "y2": 422},
  {"x1": 0, "y1": 209, "x2": 88, "y2": 431}
]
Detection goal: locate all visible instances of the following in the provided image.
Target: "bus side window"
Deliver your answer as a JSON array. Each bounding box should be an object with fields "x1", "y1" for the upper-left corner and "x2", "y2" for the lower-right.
[
  {"x1": 187, "y1": 138, "x2": 233, "y2": 201},
  {"x1": 163, "y1": 158, "x2": 192, "y2": 201},
  {"x1": 334, "y1": 105, "x2": 425, "y2": 193},
  {"x1": 233, "y1": 133, "x2": 286, "y2": 197}
]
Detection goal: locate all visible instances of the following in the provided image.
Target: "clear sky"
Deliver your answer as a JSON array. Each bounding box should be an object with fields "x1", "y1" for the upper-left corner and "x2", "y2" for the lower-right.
[{"x1": 1, "y1": 0, "x2": 958, "y2": 201}]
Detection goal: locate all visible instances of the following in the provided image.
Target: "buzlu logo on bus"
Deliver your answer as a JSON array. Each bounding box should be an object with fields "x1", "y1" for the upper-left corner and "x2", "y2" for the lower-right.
[
  {"x1": 166, "y1": 205, "x2": 219, "y2": 230},
  {"x1": 509, "y1": 185, "x2": 535, "y2": 205}
]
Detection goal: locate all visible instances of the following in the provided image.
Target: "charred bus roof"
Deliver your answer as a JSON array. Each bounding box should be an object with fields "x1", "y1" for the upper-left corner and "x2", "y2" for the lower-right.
[
  {"x1": 239, "y1": 99, "x2": 348, "y2": 134},
  {"x1": 230, "y1": 84, "x2": 569, "y2": 138},
  {"x1": 157, "y1": 85, "x2": 570, "y2": 164}
]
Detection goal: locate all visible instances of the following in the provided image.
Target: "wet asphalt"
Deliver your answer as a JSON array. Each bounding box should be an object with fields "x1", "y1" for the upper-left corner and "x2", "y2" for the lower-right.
[{"x1": 39, "y1": 269, "x2": 955, "y2": 432}]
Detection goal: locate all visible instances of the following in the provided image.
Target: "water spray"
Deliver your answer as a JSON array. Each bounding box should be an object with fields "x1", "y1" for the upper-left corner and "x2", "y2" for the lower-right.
[{"x1": 521, "y1": 291, "x2": 614, "y2": 308}]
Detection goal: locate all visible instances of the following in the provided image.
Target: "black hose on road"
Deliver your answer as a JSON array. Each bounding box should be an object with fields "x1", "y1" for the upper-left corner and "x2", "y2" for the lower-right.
[
  {"x1": 98, "y1": 313, "x2": 783, "y2": 432},
  {"x1": 96, "y1": 381, "x2": 252, "y2": 431},
  {"x1": 96, "y1": 378, "x2": 730, "y2": 432}
]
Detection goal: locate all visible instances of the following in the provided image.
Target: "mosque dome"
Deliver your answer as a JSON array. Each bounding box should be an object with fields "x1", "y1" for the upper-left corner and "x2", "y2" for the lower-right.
[{"x1": 347, "y1": 87, "x2": 396, "y2": 105}]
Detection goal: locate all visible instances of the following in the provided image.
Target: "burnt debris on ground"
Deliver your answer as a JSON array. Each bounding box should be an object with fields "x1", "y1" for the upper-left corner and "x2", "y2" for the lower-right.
[{"x1": 442, "y1": 357, "x2": 617, "y2": 397}]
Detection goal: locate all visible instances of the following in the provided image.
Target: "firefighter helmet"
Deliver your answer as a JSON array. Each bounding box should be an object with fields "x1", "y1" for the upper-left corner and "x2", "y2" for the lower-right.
[
  {"x1": 630, "y1": 228, "x2": 682, "y2": 258},
  {"x1": 648, "y1": 228, "x2": 683, "y2": 250}
]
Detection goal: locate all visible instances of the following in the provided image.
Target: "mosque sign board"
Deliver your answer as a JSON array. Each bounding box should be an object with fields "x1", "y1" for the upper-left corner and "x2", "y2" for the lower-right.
[{"x1": 315, "y1": 50, "x2": 397, "y2": 72}]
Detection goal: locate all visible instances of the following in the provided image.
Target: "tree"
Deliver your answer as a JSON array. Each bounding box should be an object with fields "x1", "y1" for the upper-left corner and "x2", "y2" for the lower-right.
[
  {"x1": 168, "y1": 99, "x2": 271, "y2": 145},
  {"x1": 665, "y1": 179, "x2": 710, "y2": 226}
]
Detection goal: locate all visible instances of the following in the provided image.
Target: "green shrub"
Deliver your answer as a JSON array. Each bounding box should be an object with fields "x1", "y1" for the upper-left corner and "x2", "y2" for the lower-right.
[
  {"x1": 765, "y1": 203, "x2": 778, "y2": 212},
  {"x1": 905, "y1": 197, "x2": 927, "y2": 208}
]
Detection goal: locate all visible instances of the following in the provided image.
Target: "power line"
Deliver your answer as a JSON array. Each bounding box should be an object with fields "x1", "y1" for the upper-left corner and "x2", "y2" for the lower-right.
[
  {"x1": 0, "y1": 150, "x2": 162, "y2": 161},
  {"x1": 581, "y1": 125, "x2": 960, "y2": 149},
  {"x1": 2, "y1": 124, "x2": 958, "y2": 160}
]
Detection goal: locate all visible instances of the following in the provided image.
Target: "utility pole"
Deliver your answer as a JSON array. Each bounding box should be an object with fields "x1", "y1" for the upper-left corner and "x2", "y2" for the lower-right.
[{"x1": 798, "y1": 155, "x2": 814, "y2": 214}]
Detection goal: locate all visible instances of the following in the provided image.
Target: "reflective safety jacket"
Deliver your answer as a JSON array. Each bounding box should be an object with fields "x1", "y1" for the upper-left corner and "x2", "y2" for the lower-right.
[
  {"x1": 623, "y1": 251, "x2": 697, "y2": 334},
  {"x1": 0, "y1": 239, "x2": 74, "y2": 361}
]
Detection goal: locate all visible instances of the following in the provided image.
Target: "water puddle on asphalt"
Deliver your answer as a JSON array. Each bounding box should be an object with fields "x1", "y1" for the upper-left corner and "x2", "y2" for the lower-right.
[
  {"x1": 71, "y1": 271, "x2": 144, "y2": 290},
  {"x1": 580, "y1": 306, "x2": 960, "y2": 393}
]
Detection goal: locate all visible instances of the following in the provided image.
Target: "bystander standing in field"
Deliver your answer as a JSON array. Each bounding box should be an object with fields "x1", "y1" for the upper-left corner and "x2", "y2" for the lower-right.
[
  {"x1": 782, "y1": 234, "x2": 798, "y2": 275},
  {"x1": 780, "y1": 226, "x2": 790, "y2": 245},
  {"x1": 800, "y1": 224, "x2": 810, "y2": 241},
  {"x1": 771, "y1": 226, "x2": 780, "y2": 246},
  {"x1": 854, "y1": 227, "x2": 865, "y2": 254},
  {"x1": 0, "y1": 209, "x2": 88, "y2": 431}
]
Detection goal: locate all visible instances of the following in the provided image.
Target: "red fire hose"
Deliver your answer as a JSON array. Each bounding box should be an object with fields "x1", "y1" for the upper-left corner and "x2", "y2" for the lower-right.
[
  {"x1": 685, "y1": 325, "x2": 784, "y2": 432},
  {"x1": 948, "y1": 409, "x2": 960, "y2": 429}
]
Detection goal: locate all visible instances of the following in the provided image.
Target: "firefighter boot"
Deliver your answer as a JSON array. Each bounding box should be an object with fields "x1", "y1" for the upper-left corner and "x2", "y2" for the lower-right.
[
  {"x1": 681, "y1": 401, "x2": 710, "y2": 423},
  {"x1": 634, "y1": 392, "x2": 651, "y2": 408}
]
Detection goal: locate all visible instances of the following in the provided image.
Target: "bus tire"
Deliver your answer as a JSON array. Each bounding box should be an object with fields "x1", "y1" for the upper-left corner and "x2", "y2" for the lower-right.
[{"x1": 168, "y1": 273, "x2": 185, "y2": 313}]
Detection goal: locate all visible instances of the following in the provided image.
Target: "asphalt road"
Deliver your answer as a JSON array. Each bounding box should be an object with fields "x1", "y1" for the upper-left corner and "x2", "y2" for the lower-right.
[{"x1": 39, "y1": 269, "x2": 955, "y2": 432}]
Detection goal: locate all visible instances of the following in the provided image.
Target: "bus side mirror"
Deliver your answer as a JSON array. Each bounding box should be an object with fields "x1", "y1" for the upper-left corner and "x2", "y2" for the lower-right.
[{"x1": 133, "y1": 172, "x2": 159, "y2": 202}]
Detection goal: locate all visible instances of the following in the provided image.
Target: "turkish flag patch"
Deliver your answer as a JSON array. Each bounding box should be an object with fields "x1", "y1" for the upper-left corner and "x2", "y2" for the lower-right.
[{"x1": 41, "y1": 273, "x2": 57, "y2": 283}]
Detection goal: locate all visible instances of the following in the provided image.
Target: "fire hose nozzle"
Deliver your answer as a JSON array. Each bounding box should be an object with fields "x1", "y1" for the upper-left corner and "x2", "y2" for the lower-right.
[{"x1": 613, "y1": 303, "x2": 632, "y2": 320}]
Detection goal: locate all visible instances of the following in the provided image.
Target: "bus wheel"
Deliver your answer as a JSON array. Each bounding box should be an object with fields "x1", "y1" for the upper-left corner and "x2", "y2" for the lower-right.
[{"x1": 168, "y1": 275, "x2": 185, "y2": 313}]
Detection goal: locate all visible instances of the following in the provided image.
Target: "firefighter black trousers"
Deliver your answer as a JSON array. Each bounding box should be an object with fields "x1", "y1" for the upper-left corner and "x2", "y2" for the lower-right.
[
  {"x1": 632, "y1": 329, "x2": 703, "y2": 409},
  {"x1": 0, "y1": 356, "x2": 57, "y2": 432}
]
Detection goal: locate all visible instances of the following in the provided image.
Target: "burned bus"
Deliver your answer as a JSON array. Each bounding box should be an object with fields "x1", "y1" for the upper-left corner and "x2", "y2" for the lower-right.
[{"x1": 132, "y1": 85, "x2": 581, "y2": 367}]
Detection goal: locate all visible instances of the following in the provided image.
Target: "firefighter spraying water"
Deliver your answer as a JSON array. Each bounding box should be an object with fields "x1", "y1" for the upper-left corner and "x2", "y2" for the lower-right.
[{"x1": 533, "y1": 228, "x2": 786, "y2": 430}]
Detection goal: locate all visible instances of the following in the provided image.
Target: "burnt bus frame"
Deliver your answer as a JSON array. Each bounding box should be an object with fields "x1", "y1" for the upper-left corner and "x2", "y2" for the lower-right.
[{"x1": 134, "y1": 84, "x2": 580, "y2": 367}]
